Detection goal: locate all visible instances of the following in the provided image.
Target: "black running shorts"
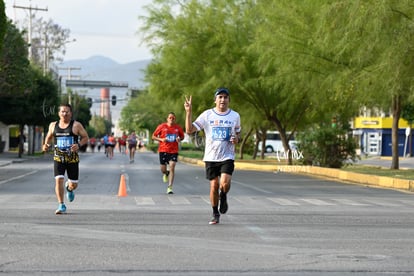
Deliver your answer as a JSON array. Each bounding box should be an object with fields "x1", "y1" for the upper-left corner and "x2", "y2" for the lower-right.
[
  {"x1": 205, "y1": 159, "x2": 234, "y2": 180},
  {"x1": 54, "y1": 160, "x2": 79, "y2": 181},
  {"x1": 159, "y1": 152, "x2": 178, "y2": 165}
]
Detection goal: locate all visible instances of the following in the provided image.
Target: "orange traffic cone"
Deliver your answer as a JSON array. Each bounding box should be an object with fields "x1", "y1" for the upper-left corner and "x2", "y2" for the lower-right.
[{"x1": 118, "y1": 174, "x2": 128, "y2": 197}]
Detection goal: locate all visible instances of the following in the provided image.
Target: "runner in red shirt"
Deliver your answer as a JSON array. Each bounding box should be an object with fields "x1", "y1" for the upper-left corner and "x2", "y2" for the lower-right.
[
  {"x1": 152, "y1": 112, "x2": 185, "y2": 194},
  {"x1": 118, "y1": 132, "x2": 127, "y2": 154}
]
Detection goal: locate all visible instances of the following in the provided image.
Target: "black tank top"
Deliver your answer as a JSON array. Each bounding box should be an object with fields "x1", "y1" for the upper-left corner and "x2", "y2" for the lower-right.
[{"x1": 53, "y1": 120, "x2": 78, "y2": 151}]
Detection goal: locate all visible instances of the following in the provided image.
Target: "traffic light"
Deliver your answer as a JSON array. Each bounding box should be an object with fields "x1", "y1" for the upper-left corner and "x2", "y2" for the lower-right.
[
  {"x1": 86, "y1": 97, "x2": 93, "y2": 108},
  {"x1": 331, "y1": 116, "x2": 337, "y2": 128},
  {"x1": 112, "y1": 95, "x2": 116, "y2": 106}
]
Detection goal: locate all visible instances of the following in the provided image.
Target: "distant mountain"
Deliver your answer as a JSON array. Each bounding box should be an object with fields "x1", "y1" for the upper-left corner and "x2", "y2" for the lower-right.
[{"x1": 59, "y1": 55, "x2": 151, "y2": 89}]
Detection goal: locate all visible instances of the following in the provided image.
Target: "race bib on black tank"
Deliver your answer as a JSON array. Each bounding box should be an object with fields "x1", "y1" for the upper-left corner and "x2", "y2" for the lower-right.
[{"x1": 56, "y1": 136, "x2": 74, "y2": 151}]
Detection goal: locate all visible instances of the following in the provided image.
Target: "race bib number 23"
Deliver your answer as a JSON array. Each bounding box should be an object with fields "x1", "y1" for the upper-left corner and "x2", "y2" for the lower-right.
[{"x1": 212, "y1": 127, "x2": 231, "y2": 141}]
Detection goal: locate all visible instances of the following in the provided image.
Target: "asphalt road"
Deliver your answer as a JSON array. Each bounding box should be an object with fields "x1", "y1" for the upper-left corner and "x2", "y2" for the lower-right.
[{"x1": 1, "y1": 151, "x2": 414, "y2": 275}]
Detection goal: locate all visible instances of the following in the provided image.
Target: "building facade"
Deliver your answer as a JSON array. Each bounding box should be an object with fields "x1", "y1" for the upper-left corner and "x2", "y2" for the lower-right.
[{"x1": 353, "y1": 117, "x2": 413, "y2": 157}]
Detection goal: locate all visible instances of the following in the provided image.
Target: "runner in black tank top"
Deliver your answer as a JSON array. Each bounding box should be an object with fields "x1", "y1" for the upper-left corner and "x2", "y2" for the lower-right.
[
  {"x1": 53, "y1": 119, "x2": 79, "y2": 163},
  {"x1": 43, "y1": 104, "x2": 89, "y2": 214}
]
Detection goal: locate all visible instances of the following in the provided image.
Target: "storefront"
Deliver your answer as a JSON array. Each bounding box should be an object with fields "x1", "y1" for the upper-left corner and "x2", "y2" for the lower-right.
[{"x1": 353, "y1": 117, "x2": 413, "y2": 157}]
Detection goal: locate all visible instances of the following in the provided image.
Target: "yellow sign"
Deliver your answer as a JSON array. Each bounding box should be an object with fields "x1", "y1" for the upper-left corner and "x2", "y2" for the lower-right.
[{"x1": 354, "y1": 117, "x2": 411, "y2": 129}]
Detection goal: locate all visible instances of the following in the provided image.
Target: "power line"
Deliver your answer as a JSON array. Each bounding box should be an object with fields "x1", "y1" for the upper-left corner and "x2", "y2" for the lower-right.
[{"x1": 13, "y1": 2, "x2": 48, "y2": 60}]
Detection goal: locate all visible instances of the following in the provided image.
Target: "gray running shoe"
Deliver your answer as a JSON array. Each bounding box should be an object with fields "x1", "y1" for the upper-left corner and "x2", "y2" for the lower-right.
[{"x1": 209, "y1": 213, "x2": 220, "y2": 225}]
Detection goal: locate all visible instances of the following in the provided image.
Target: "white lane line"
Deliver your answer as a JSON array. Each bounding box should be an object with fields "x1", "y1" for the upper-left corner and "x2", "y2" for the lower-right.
[
  {"x1": 245, "y1": 226, "x2": 278, "y2": 241},
  {"x1": 134, "y1": 196, "x2": 155, "y2": 205},
  {"x1": 231, "y1": 180, "x2": 273, "y2": 194},
  {"x1": 5, "y1": 223, "x2": 283, "y2": 256},
  {"x1": 267, "y1": 197, "x2": 300, "y2": 206},
  {"x1": 200, "y1": 196, "x2": 210, "y2": 204},
  {"x1": 168, "y1": 196, "x2": 191, "y2": 205},
  {"x1": 0, "y1": 170, "x2": 38, "y2": 186},
  {"x1": 299, "y1": 198, "x2": 335, "y2": 206},
  {"x1": 362, "y1": 199, "x2": 400, "y2": 207},
  {"x1": 330, "y1": 198, "x2": 369, "y2": 206}
]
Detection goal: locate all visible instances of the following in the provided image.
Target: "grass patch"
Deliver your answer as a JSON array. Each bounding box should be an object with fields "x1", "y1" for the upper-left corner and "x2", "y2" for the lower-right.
[
  {"x1": 180, "y1": 150, "x2": 204, "y2": 159},
  {"x1": 341, "y1": 165, "x2": 414, "y2": 180}
]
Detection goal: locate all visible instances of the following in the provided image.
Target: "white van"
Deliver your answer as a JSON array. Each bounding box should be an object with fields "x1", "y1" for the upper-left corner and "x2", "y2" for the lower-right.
[{"x1": 258, "y1": 131, "x2": 297, "y2": 153}]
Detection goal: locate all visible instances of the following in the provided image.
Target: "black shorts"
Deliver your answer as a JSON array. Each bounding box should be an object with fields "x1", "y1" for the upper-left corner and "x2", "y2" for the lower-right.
[
  {"x1": 159, "y1": 152, "x2": 178, "y2": 165},
  {"x1": 205, "y1": 159, "x2": 235, "y2": 180},
  {"x1": 54, "y1": 161, "x2": 79, "y2": 181}
]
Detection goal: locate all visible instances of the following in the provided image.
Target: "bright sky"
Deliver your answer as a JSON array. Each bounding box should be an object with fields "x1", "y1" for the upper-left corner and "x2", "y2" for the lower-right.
[{"x1": 4, "y1": 0, "x2": 154, "y2": 64}]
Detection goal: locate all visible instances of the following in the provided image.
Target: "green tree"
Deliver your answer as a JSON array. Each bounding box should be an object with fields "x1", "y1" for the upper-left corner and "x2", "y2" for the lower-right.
[
  {"x1": 250, "y1": 1, "x2": 361, "y2": 163},
  {"x1": 0, "y1": 0, "x2": 6, "y2": 51},
  {"x1": 119, "y1": 90, "x2": 161, "y2": 138},
  {"x1": 140, "y1": 0, "x2": 319, "y2": 163},
  {"x1": 27, "y1": 68, "x2": 60, "y2": 126},
  {"x1": 139, "y1": 0, "x2": 413, "y2": 168},
  {"x1": 0, "y1": 20, "x2": 32, "y2": 99},
  {"x1": 313, "y1": 0, "x2": 414, "y2": 169},
  {"x1": 0, "y1": 66, "x2": 59, "y2": 155},
  {"x1": 89, "y1": 115, "x2": 110, "y2": 138}
]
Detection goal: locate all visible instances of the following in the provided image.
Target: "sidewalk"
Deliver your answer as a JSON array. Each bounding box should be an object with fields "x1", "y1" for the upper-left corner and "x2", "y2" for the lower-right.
[
  {"x1": 0, "y1": 151, "x2": 31, "y2": 167},
  {"x1": 356, "y1": 155, "x2": 414, "y2": 170}
]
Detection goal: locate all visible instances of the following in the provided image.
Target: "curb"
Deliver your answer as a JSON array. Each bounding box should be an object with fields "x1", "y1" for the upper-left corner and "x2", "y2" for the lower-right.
[
  {"x1": 179, "y1": 156, "x2": 414, "y2": 193},
  {"x1": 0, "y1": 161, "x2": 12, "y2": 167},
  {"x1": 0, "y1": 158, "x2": 27, "y2": 167}
]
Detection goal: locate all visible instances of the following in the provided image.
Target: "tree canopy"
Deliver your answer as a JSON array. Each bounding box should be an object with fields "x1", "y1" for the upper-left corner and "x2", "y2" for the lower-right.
[
  {"x1": 114, "y1": 1, "x2": 414, "y2": 168},
  {"x1": 0, "y1": 0, "x2": 6, "y2": 52},
  {"x1": 0, "y1": 19, "x2": 32, "y2": 98}
]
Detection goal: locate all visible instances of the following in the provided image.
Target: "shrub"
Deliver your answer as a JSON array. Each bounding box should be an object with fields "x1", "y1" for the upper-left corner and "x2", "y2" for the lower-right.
[{"x1": 296, "y1": 126, "x2": 358, "y2": 168}]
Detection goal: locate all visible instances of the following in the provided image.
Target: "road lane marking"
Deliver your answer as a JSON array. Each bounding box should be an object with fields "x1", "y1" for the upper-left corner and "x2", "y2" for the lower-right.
[
  {"x1": 245, "y1": 226, "x2": 277, "y2": 241},
  {"x1": 299, "y1": 198, "x2": 335, "y2": 206},
  {"x1": 134, "y1": 196, "x2": 155, "y2": 205},
  {"x1": 4, "y1": 223, "x2": 284, "y2": 257},
  {"x1": 330, "y1": 198, "x2": 369, "y2": 206},
  {"x1": 168, "y1": 196, "x2": 191, "y2": 205},
  {"x1": 0, "y1": 170, "x2": 38, "y2": 186},
  {"x1": 231, "y1": 180, "x2": 273, "y2": 194},
  {"x1": 267, "y1": 197, "x2": 300, "y2": 206},
  {"x1": 362, "y1": 199, "x2": 400, "y2": 207},
  {"x1": 200, "y1": 196, "x2": 210, "y2": 204}
]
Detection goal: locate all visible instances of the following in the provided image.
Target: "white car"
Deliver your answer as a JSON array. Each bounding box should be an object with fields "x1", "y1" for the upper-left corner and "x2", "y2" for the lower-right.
[{"x1": 258, "y1": 131, "x2": 297, "y2": 153}]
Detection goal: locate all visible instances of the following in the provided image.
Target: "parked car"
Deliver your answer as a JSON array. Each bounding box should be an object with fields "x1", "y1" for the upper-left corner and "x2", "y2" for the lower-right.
[{"x1": 258, "y1": 131, "x2": 297, "y2": 153}]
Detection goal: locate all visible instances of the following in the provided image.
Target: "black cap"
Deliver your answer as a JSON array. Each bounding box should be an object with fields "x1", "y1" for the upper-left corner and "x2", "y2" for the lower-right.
[{"x1": 214, "y1": 87, "x2": 230, "y2": 98}]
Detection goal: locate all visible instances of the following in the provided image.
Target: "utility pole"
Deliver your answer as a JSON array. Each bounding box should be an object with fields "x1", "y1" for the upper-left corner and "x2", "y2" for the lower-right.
[
  {"x1": 58, "y1": 67, "x2": 82, "y2": 80},
  {"x1": 58, "y1": 67, "x2": 82, "y2": 105},
  {"x1": 13, "y1": 1, "x2": 48, "y2": 61}
]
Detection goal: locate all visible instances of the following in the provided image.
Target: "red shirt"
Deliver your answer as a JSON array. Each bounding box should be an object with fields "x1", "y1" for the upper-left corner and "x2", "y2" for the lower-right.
[
  {"x1": 119, "y1": 134, "x2": 127, "y2": 145},
  {"x1": 153, "y1": 123, "x2": 184, "y2": 153}
]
